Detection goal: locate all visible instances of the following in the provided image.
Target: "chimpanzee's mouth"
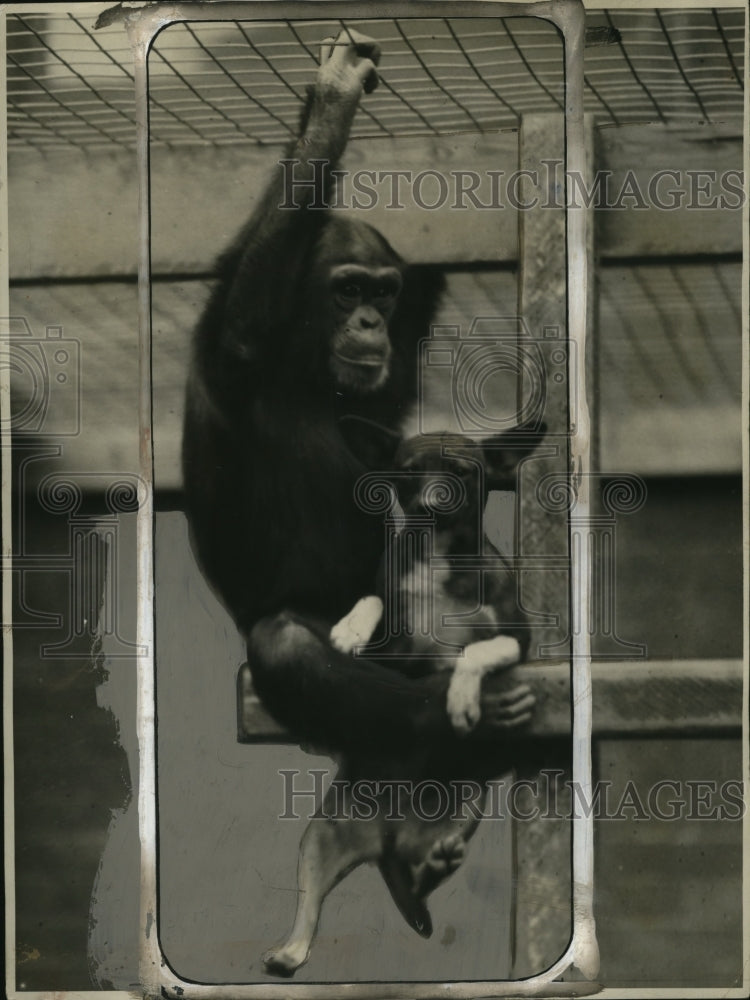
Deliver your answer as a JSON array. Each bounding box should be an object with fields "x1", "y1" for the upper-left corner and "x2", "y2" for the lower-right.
[{"x1": 333, "y1": 351, "x2": 387, "y2": 368}]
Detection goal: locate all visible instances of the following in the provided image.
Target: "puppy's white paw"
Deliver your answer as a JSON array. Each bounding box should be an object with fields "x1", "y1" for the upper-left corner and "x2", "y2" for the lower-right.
[
  {"x1": 463, "y1": 634, "x2": 521, "y2": 670},
  {"x1": 329, "y1": 618, "x2": 358, "y2": 654},
  {"x1": 330, "y1": 596, "x2": 383, "y2": 653},
  {"x1": 263, "y1": 942, "x2": 309, "y2": 978},
  {"x1": 446, "y1": 670, "x2": 482, "y2": 734}
]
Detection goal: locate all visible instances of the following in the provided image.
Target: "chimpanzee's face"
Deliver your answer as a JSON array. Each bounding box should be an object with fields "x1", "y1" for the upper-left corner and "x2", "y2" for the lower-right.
[
  {"x1": 327, "y1": 263, "x2": 402, "y2": 392},
  {"x1": 308, "y1": 217, "x2": 405, "y2": 394}
]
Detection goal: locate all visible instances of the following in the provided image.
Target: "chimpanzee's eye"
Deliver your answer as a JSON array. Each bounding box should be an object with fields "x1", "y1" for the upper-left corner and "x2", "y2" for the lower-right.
[{"x1": 341, "y1": 282, "x2": 361, "y2": 298}]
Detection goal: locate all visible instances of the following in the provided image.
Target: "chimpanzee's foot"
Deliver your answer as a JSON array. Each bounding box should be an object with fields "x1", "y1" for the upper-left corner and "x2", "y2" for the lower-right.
[
  {"x1": 413, "y1": 833, "x2": 466, "y2": 897},
  {"x1": 262, "y1": 942, "x2": 309, "y2": 978}
]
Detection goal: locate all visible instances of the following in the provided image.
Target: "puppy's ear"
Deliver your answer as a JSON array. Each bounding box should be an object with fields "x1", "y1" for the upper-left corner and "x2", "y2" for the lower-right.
[
  {"x1": 481, "y1": 422, "x2": 547, "y2": 489},
  {"x1": 339, "y1": 414, "x2": 402, "y2": 470}
]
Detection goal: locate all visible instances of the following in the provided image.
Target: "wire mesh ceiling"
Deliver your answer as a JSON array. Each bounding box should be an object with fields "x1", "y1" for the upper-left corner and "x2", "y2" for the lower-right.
[{"x1": 6, "y1": 8, "x2": 745, "y2": 151}]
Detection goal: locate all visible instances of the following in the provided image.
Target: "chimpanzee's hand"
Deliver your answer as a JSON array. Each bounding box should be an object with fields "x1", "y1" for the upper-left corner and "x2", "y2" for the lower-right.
[{"x1": 318, "y1": 29, "x2": 381, "y2": 102}]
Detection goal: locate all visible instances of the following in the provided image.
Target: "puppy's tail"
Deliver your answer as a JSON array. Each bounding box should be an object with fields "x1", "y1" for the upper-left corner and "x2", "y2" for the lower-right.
[{"x1": 378, "y1": 850, "x2": 433, "y2": 938}]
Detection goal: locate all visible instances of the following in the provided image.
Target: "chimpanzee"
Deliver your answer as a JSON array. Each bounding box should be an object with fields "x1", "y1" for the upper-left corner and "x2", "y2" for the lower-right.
[{"x1": 182, "y1": 30, "x2": 514, "y2": 751}]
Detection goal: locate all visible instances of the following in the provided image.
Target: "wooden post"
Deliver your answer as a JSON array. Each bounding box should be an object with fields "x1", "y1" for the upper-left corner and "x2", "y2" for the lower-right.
[{"x1": 511, "y1": 111, "x2": 593, "y2": 977}]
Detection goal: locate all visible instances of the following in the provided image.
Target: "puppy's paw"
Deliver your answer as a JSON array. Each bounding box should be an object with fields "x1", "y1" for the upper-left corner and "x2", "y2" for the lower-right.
[
  {"x1": 263, "y1": 942, "x2": 308, "y2": 978},
  {"x1": 446, "y1": 670, "x2": 482, "y2": 734},
  {"x1": 330, "y1": 595, "x2": 383, "y2": 653},
  {"x1": 425, "y1": 833, "x2": 466, "y2": 875},
  {"x1": 413, "y1": 832, "x2": 467, "y2": 896},
  {"x1": 329, "y1": 619, "x2": 356, "y2": 654}
]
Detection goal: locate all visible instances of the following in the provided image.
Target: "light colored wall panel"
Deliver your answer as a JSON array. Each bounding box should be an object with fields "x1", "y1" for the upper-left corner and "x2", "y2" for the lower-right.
[{"x1": 8, "y1": 124, "x2": 743, "y2": 280}]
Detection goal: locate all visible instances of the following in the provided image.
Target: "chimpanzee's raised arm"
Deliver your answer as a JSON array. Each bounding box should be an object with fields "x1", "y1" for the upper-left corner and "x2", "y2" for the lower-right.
[{"x1": 213, "y1": 30, "x2": 381, "y2": 363}]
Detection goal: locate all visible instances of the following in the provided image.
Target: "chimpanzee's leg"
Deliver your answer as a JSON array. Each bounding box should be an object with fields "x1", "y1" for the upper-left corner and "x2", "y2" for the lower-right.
[{"x1": 247, "y1": 611, "x2": 452, "y2": 752}]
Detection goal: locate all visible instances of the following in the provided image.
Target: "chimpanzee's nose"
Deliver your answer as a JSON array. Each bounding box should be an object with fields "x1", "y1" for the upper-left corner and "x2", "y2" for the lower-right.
[{"x1": 357, "y1": 307, "x2": 381, "y2": 330}]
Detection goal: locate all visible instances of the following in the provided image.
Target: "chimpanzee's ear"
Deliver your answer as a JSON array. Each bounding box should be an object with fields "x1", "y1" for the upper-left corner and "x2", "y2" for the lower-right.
[
  {"x1": 338, "y1": 414, "x2": 402, "y2": 470},
  {"x1": 481, "y1": 421, "x2": 547, "y2": 490}
]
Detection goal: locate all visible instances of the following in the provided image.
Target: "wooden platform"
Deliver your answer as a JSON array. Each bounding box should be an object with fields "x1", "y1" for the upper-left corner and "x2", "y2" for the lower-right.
[{"x1": 237, "y1": 658, "x2": 743, "y2": 744}]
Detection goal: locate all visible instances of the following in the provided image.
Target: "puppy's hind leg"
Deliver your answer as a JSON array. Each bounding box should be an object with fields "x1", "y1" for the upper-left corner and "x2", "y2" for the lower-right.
[
  {"x1": 263, "y1": 793, "x2": 380, "y2": 977},
  {"x1": 412, "y1": 788, "x2": 487, "y2": 899}
]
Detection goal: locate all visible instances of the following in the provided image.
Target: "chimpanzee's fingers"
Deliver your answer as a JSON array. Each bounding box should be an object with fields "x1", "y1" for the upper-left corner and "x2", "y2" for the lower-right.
[
  {"x1": 359, "y1": 61, "x2": 380, "y2": 94},
  {"x1": 318, "y1": 36, "x2": 336, "y2": 65},
  {"x1": 495, "y1": 710, "x2": 534, "y2": 729},
  {"x1": 480, "y1": 684, "x2": 536, "y2": 728},
  {"x1": 504, "y1": 691, "x2": 537, "y2": 716},
  {"x1": 326, "y1": 30, "x2": 381, "y2": 92},
  {"x1": 484, "y1": 696, "x2": 535, "y2": 726},
  {"x1": 353, "y1": 38, "x2": 382, "y2": 68},
  {"x1": 330, "y1": 27, "x2": 381, "y2": 62},
  {"x1": 490, "y1": 683, "x2": 535, "y2": 707}
]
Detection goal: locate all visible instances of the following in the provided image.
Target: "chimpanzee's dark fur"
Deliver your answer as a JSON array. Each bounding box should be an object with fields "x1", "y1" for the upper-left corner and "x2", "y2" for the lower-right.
[{"x1": 182, "y1": 60, "x2": 452, "y2": 752}]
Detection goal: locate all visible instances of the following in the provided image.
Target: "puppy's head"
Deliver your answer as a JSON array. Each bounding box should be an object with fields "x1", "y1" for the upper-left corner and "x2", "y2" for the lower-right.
[{"x1": 393, "y1": 423, "x2": 546, "y2": 522}]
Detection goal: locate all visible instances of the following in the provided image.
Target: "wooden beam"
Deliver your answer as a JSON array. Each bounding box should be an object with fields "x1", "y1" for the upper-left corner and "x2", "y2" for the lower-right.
[
  {"x1": 596, "y1": 123, "x2": 743, "y2": 260},
  {"x1": 237, "y1": 659, "x2": 743, "y2": 743},
  {"x1": 8, "y1": 124, "x2": 742, "y2": 280}
]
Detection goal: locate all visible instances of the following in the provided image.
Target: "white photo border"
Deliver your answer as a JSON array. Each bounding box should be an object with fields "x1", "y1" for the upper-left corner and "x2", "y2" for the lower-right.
[{"x1": 0, "y1": 1, "x2": 746, "y2": 998}]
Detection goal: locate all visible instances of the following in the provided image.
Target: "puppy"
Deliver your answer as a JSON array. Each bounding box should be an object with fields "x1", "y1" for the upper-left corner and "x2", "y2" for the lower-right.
[{"x1": 262, "y1": 426, "x2": 542, "y2": 977}]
